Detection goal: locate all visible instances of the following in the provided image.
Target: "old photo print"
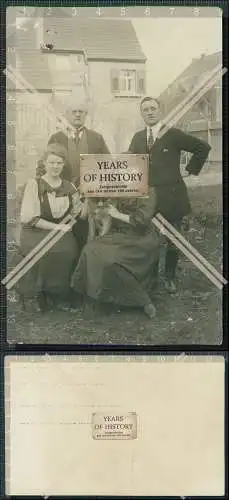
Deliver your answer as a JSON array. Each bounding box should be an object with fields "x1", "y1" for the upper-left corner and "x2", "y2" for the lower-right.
[{"x1": 5, "y1": 6, "x2": 226, "y2": 345}]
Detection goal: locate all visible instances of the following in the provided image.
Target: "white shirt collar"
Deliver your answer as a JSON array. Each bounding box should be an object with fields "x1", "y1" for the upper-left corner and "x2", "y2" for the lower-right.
[
  {"x1": 147, "y1": 121, "x2": 162, "y2": 141},
  {"x1": 70, "y1": 126, "x2": 85, "y2": 140}
]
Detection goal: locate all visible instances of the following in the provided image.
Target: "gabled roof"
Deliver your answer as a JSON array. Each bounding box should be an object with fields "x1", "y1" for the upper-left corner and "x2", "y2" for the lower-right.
[
  {"x1": 9, "y1": 17, "x2": 146, "y2": 90},
  {"x1": 42, "y1": 18, "x2": 146, "y2": 61},
  {"x1": 159, "y1": 51, "x2": 222, "y2": 115},
  {"x1": 171, "y1": 51, "x2": 222, "y2": 84}
]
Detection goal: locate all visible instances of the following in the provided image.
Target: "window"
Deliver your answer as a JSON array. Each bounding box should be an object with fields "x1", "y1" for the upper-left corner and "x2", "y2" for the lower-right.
[
  {"x1": 120, "y1": 70, "x2": 136, "y2": 93},
  {"x1": 111, "y1": 69, "x2": 146, "y2": 96}
]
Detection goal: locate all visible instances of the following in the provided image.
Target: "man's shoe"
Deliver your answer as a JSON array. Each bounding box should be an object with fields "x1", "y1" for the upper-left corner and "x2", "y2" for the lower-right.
[
  {"x1": 144, "y1": 303, "x2": 157, "y2": 319},
  {"x1": 164, "y1": 279, "x2": 177, "y2": 293}
]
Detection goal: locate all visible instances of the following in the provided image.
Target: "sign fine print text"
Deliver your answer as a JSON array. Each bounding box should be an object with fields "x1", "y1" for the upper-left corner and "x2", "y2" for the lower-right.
[
  {"x1": 80, "y1": 154, "x2": 148, "y2": 197},
  {"x1": 92, "y1": 412, "x2": 137, "y2": 440}
]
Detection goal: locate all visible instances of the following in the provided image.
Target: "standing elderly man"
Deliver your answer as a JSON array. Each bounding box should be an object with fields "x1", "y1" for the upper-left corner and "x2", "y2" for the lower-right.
[
  {"x1": 48, "y1": 100, "x2": 110, "y2": 185},
  {"x1": 128, "y1": 96, "x2": 211, "y2": 292}
]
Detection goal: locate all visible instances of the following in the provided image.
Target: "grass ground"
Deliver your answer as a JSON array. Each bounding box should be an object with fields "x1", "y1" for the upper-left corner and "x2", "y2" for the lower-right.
[{"x1": 7, "y1": 198, "x2": 223, "y2": 346}]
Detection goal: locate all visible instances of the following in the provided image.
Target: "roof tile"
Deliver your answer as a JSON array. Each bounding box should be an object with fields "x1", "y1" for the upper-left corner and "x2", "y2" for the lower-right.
[
  {"x1": 42, "y1": 18, "x2": 146, "y2": 61},
  {"x1": 11, "y1": 18, "x2": 145, "y2": 90}
]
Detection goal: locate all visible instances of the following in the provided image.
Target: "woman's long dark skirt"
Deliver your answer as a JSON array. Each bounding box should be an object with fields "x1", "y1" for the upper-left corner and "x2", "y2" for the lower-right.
[
  {"x1": 15, "y1": 227, "x2": 79, "y2": 299},
  {"x1": 71, "y1": 229, "x2": 160, "y2": 307}
]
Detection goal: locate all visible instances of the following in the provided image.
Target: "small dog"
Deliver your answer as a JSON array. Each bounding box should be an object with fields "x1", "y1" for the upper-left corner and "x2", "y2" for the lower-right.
[{"x1": 79, "y1": 198, "x2": 117, "y2": 239}]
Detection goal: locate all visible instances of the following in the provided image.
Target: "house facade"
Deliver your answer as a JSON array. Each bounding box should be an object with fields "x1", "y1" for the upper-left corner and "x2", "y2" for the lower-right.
[
  {"x1": 7, "y1": 15, "x2": 147, "y2": 185},
  {"x1": 158, "y1": 51, "x2": 222, "y2": 170}
]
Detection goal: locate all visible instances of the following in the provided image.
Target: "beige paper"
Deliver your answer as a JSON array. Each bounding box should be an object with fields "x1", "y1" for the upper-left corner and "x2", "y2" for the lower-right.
[{"x1": 5, "y1": 355, "x2": 225, "y2": 496}]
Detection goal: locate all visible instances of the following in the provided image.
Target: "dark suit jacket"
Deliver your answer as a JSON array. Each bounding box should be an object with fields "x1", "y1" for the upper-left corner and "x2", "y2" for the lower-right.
[
  {"x1": 48, "y1": 128, "x2": 110, "y2": 182},
  {"x1": 128, "y1": 126, "x2": 211, "y2": 220}
]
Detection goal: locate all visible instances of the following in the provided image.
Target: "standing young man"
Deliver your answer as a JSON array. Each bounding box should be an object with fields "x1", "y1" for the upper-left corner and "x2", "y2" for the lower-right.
[{"x1": 128, "y1": 96, "x2": 211, "y2": 292}]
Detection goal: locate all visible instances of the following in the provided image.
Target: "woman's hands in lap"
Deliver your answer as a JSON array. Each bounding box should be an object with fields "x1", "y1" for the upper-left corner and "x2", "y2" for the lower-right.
[{"x1": 107, "y1": 205, "x2": 121, "y2": 219}]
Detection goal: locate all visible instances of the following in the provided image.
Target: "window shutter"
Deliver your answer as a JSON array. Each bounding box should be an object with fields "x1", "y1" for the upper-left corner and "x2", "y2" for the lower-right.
[
  {"x1": 137, "y1": 70, "x2": 146, "y2": 94},
  {"x1": 111, "y1": 68, "x2": 120, "y2": 93}
]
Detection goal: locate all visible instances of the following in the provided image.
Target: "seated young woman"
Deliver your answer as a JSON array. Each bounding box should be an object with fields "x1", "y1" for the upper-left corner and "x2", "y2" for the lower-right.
[
  {"x1": 16, "y1": 143, "x2": 87, "y2": 311},
  {"x1": 71, "y1": 188, "x2": 160, "y2": 319}
]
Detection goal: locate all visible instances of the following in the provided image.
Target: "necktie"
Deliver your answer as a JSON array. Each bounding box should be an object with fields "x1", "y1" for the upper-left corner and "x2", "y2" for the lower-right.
[
  {"x1": 73, "y1": 129, "x2": 81, "y2": 145},
  {"x1": 148, "y1": 127, "x2": 154, "y2": 150}
]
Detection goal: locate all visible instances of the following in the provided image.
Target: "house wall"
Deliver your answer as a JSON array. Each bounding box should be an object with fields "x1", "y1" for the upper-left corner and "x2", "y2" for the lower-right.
[
  {"x1": 185, "y1": 121, "x2": 222, "y2": 169},
  {"x1": 12, "y1": 60, "x2": 147, "y2": 186},
  {"x1": 173, "y1": 84, "x2": 222, "y2": 170},
  {"x1": 12, "y1": 90, "x2": 145, "y2": 186},
  {"x1": 88, "y1": 60, "x2": 146, "y2": 152},
  {"x1": 13, "y1": 91, "x2": 55, "y2": 186}
]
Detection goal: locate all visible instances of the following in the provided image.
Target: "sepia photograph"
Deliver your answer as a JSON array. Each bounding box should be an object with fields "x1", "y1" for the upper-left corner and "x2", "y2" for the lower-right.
[
  {"x1": 5, "y1": 6, "x2": 226, "y2": 345},
  {"x1": 5, "y1": 354, "x2": 225, "y2": 496}
]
